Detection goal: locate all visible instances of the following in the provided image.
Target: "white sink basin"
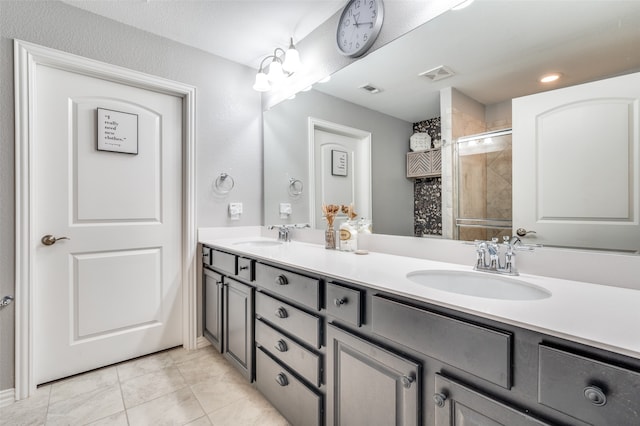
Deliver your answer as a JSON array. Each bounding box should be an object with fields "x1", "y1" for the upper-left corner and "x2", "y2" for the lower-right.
[
  {"x1": 406, "y1": 270, "x2": 551, "y2": 301},
  {"x1": 233, "y1": 240, "x2": 283, "y2": 247}
]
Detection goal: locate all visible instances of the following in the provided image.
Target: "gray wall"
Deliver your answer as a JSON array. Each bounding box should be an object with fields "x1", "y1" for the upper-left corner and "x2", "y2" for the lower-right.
[
  {"x1": 0, "y1": 1, "x2": 262, "y2": 391},
  {"x1": 264, "y1": 89, "x2": 414, "y2": 236}
]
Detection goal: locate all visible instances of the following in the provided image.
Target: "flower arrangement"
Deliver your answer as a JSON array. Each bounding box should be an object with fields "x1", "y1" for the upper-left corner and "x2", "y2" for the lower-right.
[
  {"x1": 322, "y1": 204, "x2": 340, "y2": 249},
  {"x1": 341, "y1": 204, "x2": 357, "y2": 220},
  {"x1": 322, "y1": 204, "x2": 340, "y2": 227}
]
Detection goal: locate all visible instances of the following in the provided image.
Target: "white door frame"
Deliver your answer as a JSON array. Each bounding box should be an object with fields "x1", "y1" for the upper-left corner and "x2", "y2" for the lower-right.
[
  {"x1": 307, "y1": 117, "x2": 372, "y2": 228},
  {"x1": 13, "y1": 40, "x2": 197, "y2": 399}
]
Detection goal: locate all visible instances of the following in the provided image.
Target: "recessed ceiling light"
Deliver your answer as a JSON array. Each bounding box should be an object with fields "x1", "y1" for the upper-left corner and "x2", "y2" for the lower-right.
[{"x1": 540, "y1": 73, "x2": 562, "y2": 83}]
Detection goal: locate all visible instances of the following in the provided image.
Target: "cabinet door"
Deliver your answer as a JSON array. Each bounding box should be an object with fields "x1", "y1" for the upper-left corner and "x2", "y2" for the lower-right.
[
  {"x1": 223, "y1": 277, "x2": 254, "y2": 381},
  {"x1": 203, "y1": 268, "x2": 223, "y2": 352},
  {"x1": 434, "y1": 374, "x2": 550, "y2": 426},
  {"x1": 326, "y1": 324, "x2": 421, "y2": 426}
]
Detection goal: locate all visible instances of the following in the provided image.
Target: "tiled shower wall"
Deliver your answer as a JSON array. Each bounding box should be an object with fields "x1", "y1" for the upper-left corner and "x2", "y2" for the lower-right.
[{"x1": 413, "y1": 118, "x2": 442, "y2": 236}]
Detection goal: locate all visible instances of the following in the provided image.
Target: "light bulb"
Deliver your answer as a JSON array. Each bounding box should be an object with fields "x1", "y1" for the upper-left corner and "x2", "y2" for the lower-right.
[
  {"x1": 282, "y1": 39, "x2": 301, "y2": 73},
  {"x1": 253, "y1": 71, "x2": 271, "y2": 92},
  {"x1": 267, "y1": 58, "x2": 285, "y2": 83}
]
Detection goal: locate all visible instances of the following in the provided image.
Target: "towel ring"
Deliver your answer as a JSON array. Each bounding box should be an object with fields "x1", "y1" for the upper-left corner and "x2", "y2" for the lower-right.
[
  {"x1": 288, "y1": 178, "x2": 303, "y2": 196},
  {"x1": 214, "y1": 173, "x2": 234, "y2": 194}
]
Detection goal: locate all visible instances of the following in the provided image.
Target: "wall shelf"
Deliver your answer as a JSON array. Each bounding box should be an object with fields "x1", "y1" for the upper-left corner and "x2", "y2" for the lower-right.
[{"x1": 406, "y1": 149, "x2": 441, "y2": 178}]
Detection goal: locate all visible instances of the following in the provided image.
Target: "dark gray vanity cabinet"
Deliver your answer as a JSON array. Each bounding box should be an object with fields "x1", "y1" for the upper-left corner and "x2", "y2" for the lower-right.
[
  {"x1": 201, "y1": 246, "x2": 640, "y2": 426},
  {"x1": 537, "y1": 345, "x2": 640, "y2": 426},
  {"x1": 223, "y1": 276, "x2": 254, "y2": 382},
  {"x1": 202, "y1": 246, "x2": 255, "y2": 381},
  {"x1": 203, "y1": 268, "x2": 223, "y2": 352},
  {"x1": 326, "y1": 324, "x2": 421, "y2": 426},
  {"x1": 434, "y1": 375, "x2": 551, "y2": 426},
  {"x1": 253, "y1": 262, "x2": 324, "y2": 426}
]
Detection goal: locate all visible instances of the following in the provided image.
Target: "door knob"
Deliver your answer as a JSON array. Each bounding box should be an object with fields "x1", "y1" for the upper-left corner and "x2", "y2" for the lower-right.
[
  {"x1": 516, "y1": 228, "x2": 536, "y2": 237},
  {"x1": 41, "y1": 235, "x2": 70, "y2": 246}
]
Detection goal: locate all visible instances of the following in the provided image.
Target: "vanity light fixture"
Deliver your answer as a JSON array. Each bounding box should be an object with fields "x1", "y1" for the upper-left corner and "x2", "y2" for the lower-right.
[
  {"x1": 253, "y1": 37, "x2": 303, "y2": 92},
  {"x1": 540, "y1": 73, "x2": 562, "y2": 83}
]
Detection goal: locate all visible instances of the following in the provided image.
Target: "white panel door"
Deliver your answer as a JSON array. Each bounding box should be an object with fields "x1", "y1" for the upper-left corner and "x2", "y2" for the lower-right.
[
  {"x1": 513, "y1": 72, "x2": 640, "y2": 252},
  {"x1": 33, "y1": 64, "x2": 183, "y2": 384},
  {"x1": 313, "y1": 128, "x2": 371, "y2": 229}
]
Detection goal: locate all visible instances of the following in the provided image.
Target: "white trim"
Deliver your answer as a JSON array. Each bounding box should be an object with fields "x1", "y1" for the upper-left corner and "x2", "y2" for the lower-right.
[
  {"x1": 0, "y1": 388, "x2": 15, "y2": 408},
  {"x1": 307, "y1": 117, "x2": 372, "y2": 228},
  {"x1": 13, "y1": 40, "x2": 197, "y2": 400}
]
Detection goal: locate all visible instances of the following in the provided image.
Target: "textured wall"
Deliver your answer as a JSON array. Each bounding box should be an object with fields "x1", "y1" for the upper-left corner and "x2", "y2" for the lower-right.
[
  {"x1": 412, "y1": 118, "x2": 443, "y2": 237},
  {"x1": 0, "y1": 1, "x2": 261, "y2": 392}
]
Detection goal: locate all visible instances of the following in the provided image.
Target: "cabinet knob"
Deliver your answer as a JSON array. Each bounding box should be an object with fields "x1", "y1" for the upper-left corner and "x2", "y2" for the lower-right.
[
  {"x1": 584, "y1": 385, "x2": 607, "y2": 406},
  {"x1": 401, "y1": 375, "x2": 415, "y2": 389},
  {"x1": 275, "y1": 307, "x2": 289, "y2": 319},
  {"x1": 275, "y1": 373, "x2": 289, "y2": 387},
  {"x1": 275, "y1": 339, "x2": 288, "y2": 352},
  {"x1": 334, "y1": 297, "x2": 347, "y2": 307},
  {"x1": 276, "y1": 275, "x2": 288, "y2": 286},
  {"x1": 433, "y1": 392, "x2": 448, "y2": 408}
]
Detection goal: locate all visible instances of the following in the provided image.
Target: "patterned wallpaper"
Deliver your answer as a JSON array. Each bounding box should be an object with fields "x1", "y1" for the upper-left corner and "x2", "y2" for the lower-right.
[{"x1": 413, "y1": 118, "x2": 442, "y2": 236}]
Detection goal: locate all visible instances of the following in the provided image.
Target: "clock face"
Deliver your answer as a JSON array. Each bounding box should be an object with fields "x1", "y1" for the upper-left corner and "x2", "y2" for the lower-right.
[{"x1": 336, "y1": 0, "x2": 384, "y2": 58}]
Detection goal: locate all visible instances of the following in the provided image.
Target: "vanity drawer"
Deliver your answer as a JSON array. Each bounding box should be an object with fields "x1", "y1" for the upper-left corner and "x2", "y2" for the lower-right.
[
  {"x1": 237, "y1": 257, "x2": 254, "y2": 281},
  {"x1": 209, "y1": 249, "x2": 237, "y2": 275},
  {"x1": 256, "y1": 348, "x2": 322, "y2": 426},
  {"x1": 256, "y1": 291, "x2": 321, "y2": 349},
  {"x1": 538, "y1": 345, "x2": 640, "y2": 426},
  {"x1": 325, "y1": 282, "x2": 363, "y2": 327},
  {"x1": 255, "y1": 319, "x2": 322, "y2": 387},
  {"x1": 371, "y1": 295, "x2": 512, "y2": 388},
  {"x1": 255, "y1": 262, "x2": 320, "y2": 311}
]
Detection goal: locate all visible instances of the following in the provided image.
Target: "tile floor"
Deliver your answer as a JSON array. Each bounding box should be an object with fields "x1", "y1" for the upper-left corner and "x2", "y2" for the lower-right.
[{"x1": 0, "y1": 345, "x2": 289, "y2": 426}]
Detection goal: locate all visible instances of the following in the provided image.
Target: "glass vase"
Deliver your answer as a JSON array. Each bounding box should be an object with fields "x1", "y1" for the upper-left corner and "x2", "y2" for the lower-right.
[{"x1": 325, "y1": 227, "x2": 336, "y2": 249}]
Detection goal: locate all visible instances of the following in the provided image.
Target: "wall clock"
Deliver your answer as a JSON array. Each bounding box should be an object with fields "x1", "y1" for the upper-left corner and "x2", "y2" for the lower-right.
[{"x1": 336, "y1": 0, "x2": 384, "y2": 58}]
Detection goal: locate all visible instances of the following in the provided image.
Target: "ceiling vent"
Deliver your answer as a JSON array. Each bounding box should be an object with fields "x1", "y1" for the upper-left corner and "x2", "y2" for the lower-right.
[
  {"x1": 419, "y1": 65, "x2": 455, "y2": 82},
  {"x1": 359, "y1": 83, "x2": 381, "y2": 94}
]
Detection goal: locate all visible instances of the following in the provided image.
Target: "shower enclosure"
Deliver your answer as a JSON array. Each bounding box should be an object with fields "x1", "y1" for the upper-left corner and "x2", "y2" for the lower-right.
[{"x1": 454, "y1": 129, "x2": 512, "y2": 241}]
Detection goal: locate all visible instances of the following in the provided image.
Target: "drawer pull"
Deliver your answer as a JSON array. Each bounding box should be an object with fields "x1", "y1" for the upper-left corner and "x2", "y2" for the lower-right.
[
  {"x1": 584, "y1": 385, "x2": 607, "y2": 406},
  {"x1": 433, "y1": 392, "x2": 448, "y2": 408},
  {"x1": 334, "y1": 297, "x2": 348, "y2": 307},
  {"x1": 275, "y1": 339, "x2": 288, "y2": 352},
  {"x1": 275, "y1": 373, "x2": 289, "y2": 387},
  {"x1": 239, "y1": 265, "x2": 249, "y2": 271},
  {"x1": 401, "y1": 375, "x2": 415, "y2": 389},
  {"x1": 275, "y1": 307, "x2": 289, "y2": 319},
  {"x1": 276, "y1": 275, "x2": 288, "y2": 286}
]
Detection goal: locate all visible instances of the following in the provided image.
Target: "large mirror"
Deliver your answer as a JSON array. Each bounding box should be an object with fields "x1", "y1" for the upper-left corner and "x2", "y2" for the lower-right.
[{"x1": 263, "y1": 0, "x2": 640, "y2": 250}]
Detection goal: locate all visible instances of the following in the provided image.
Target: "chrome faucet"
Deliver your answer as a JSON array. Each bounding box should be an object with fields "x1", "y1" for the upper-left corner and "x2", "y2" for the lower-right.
[
  {"x1": 268, "y1": 224, "x2": 310, "y2": 242},
  {"x1": 473, "y1": 236, "x2": 539, "y2": 276}
]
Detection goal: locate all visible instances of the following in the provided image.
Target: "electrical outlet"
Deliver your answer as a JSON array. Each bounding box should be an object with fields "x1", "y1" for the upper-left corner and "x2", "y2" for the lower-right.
[
  {"x1": 229, "y1": 202, "x2": 243, "y2": 220},
  {"x1": 279, "y1": 203, "x2": 292, "y2": 219}
]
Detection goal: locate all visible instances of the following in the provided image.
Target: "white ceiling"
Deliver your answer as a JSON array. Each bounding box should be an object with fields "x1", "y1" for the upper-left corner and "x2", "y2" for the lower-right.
[
  {"x1": 61, "y1": 0, "x2": 345, "y2": 69},
  {"x1": 62, "y1": 0, "x2": 640, "y2": 123},
  {"x1": 315, "y1": 0, "x2": 640, "y2": 122}
]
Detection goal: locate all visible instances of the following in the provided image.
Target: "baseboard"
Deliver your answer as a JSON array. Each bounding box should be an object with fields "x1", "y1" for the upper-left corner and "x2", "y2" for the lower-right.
[
  {"x1": 0, "y1": 388, "x2": 15, "y2": 408},
  {"x1": 196, "y1": 336, "x2": 211, "y2": 349}
]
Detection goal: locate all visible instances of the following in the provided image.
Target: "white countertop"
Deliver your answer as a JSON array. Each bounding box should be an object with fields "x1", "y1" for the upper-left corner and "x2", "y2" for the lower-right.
[{"x1": 200, "y1": 235, "x2": 640, "y2": 360}]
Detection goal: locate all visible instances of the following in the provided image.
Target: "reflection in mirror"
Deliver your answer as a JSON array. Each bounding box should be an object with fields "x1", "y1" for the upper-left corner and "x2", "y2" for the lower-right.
[{"x1": 263, "y1": 0, "x2": 640, "y2": 252}]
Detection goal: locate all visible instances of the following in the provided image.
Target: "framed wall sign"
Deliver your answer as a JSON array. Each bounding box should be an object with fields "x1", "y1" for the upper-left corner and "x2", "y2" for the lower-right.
[
  {"x1": 332, "y1": 150, "x2": 348, "y2": 176},
  {"x1": 97, "y1": 107, "x2": 139, "y2": 154}
]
